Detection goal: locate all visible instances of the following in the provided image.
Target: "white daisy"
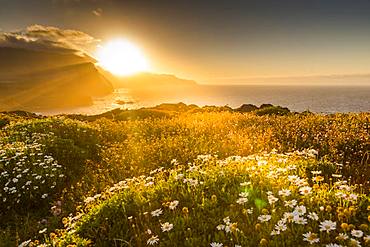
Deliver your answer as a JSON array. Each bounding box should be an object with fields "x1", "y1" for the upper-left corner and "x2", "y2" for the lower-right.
[
  {"x1": 210, "y1": 242, "x2": 223, "y2": 247},
  {"x1": 325, "y1": 243, "x2": 342, "y2": 247},
  {"x1": 161, "y1": 222, "x2": 173, "y2": 232},
  {"x1": 294, "y1": 205, "x2": 307, "y2": 215},
  {"x1": 236, "y1": 197, "x2": 248, "y2": 204},
  {"x1": 319, "y1": 220, "x2": 336, "y2": 233},
  {"x1": 336, "y1": 233, "x2": 348, "y2": 241},
  {"x1": 169, "y1": 200, "x2": 179, "y2": 210},
  {"x1": 303, "y1": 232, "x2": 320, "y2": 244},
  {"x1": 284, "y1": 199, "x2": 297, "y2": 208},
  {"x1": 147, "y1": 235, "x2": 159, "y2": 245},
  {"x1": 349, "y1": 238, "x2": 361, "y2": 247},
  {"x1": 151, "y1": 208, "x2": 163, "y2": 217},
  {"x1": 299, "y1": 186, "x2": 312, "y2": 195},
  {"x1": 351, "y1": 229, "x2": 363, "y2": 238},
  {"x1": 258, "y1": 215, "x2": 272, "y2": 222},
  {"x1": 307, "y1": 212, "x2": 319, "y2": 221},
  {"x1": 278, "y1": 189, "x2": 291, "y2": 197}
]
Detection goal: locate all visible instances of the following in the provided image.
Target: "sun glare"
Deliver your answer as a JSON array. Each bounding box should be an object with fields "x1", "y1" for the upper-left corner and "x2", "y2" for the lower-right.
[{"x1": 96, "y1": 39, "x2": 149, "y2": 76}]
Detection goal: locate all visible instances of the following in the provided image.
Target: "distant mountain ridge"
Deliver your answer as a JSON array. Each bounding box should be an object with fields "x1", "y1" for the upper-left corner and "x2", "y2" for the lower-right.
[
  {"x1": 99, "y1": 69, "x2": 197, "y2": 89},
  {"x1": 210, "y1": 73, "x2": 370, "y2": 86}
]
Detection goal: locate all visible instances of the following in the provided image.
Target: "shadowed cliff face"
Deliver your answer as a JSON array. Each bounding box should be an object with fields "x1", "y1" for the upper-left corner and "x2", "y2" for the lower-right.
[
  {"x1": 0, "y1": 47, "x2": 113, "y2": 111},
  {"x1": 0, "y1": 47, "x2": 93, "y2": 76}
]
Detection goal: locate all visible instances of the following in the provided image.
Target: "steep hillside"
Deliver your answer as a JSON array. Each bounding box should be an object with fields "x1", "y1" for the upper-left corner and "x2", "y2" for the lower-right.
[
  {"x1": 0, "y1": 47, "x2": 113, "y2": 111},
  {"x1": 0, "y1": 47, "x2": 92, "y2": 77}
]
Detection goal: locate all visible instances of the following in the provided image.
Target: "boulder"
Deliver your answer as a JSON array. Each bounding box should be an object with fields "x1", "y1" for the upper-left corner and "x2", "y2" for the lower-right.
[{"x1": 235, "y1": 104, "x2": 258, "y2": 112}]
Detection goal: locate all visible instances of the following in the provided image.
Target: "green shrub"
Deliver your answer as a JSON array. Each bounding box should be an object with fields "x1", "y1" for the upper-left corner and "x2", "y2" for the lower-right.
[
  {"x1": 116, "y1": 109, "x2": 171, "y2": 121},
  {"x1": 0, "y1": 117, "x2": 10, "y2": 128},
  {"x1": 4, "y1": 118, "x2": 102, "y2": 182},
  {"x1": 255, "y1": 106, "x2": 290, "y2": 116}
]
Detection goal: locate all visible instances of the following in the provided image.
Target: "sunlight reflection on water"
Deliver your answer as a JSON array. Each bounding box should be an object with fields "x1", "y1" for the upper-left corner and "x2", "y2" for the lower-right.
[{"x1": 40, "y1": 85, "x2": 370, "y2": 115}]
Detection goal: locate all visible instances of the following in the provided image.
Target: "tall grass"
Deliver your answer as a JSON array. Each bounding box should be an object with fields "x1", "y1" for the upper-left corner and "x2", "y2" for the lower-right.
[{"x1": 0, "y1": 108, "x2": 368, "y2": 245}]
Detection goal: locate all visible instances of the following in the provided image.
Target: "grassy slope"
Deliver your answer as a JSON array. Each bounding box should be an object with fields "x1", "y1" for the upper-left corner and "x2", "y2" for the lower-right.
[
  {"x1": 0, "y1": 106, "x2": 369, "y2": 246},
  {"x1": 50, "y1": 152, "x2": 370, "y2": 246}
]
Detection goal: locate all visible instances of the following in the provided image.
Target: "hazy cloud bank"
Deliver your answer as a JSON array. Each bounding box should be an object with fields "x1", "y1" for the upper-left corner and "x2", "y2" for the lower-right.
[{"x1": 0, "y1": 24, "x2": 99, "y2": 54}]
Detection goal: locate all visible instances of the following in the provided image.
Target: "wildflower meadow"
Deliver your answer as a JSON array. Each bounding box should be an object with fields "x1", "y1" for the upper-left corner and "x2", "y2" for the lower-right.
[{"x1": 0, "y1": 104, "x2": 368, "y2": 246}]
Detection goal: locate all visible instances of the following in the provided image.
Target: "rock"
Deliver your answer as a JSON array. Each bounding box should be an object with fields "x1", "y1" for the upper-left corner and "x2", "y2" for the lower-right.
[
  {"x1": 255, "y1": 106, "x2": 290, "y2": 116},
  {"x1": 235, "y1": 104, "x2": 258, "y2": 112},
  {"x1": 259, "y1": 103, "x2": 274, "y2": 109}
]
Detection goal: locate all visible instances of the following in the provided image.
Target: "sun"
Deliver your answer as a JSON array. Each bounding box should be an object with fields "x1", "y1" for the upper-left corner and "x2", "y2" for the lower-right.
[{"x1": 96, "y1": 39, "x2": 149, "y2": 76}]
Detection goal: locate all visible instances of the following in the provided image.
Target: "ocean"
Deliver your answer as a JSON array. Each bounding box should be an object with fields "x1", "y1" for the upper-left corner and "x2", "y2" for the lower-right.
[{"x1": 41, "y1": 85, "x2": 370, "y2": 115}]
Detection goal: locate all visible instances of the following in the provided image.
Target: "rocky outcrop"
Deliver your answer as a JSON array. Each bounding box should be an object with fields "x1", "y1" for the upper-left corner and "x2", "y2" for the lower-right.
[{"x1": 235, "y1": 104, "x2": 258, "y2": 112}]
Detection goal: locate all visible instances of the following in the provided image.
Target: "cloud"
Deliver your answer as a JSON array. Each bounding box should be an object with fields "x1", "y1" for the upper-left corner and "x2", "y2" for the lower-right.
[
  {"x1": 92, "y1": 8, "x2": 103, "y2": 17},
  {"x1": 52, "y1": 0, "x2": 106, "y2": 4},
  {"x1": 0, "y1": 24, "x2": 100, "y2": 54}
]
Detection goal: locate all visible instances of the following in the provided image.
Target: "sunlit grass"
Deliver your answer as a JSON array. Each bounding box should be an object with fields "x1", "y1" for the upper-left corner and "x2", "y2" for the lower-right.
[
  {"x1": 0, "y1": 108, "x2": 368, "y2": 246},
  {"x1": 44, "y1": 151, "x2": 370, "y2": 246}
]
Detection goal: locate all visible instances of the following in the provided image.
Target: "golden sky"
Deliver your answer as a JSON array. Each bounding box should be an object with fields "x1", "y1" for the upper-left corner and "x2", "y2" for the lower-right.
[{"x1": 1, "y1": 0, "x2": 370, "y2": 84}]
